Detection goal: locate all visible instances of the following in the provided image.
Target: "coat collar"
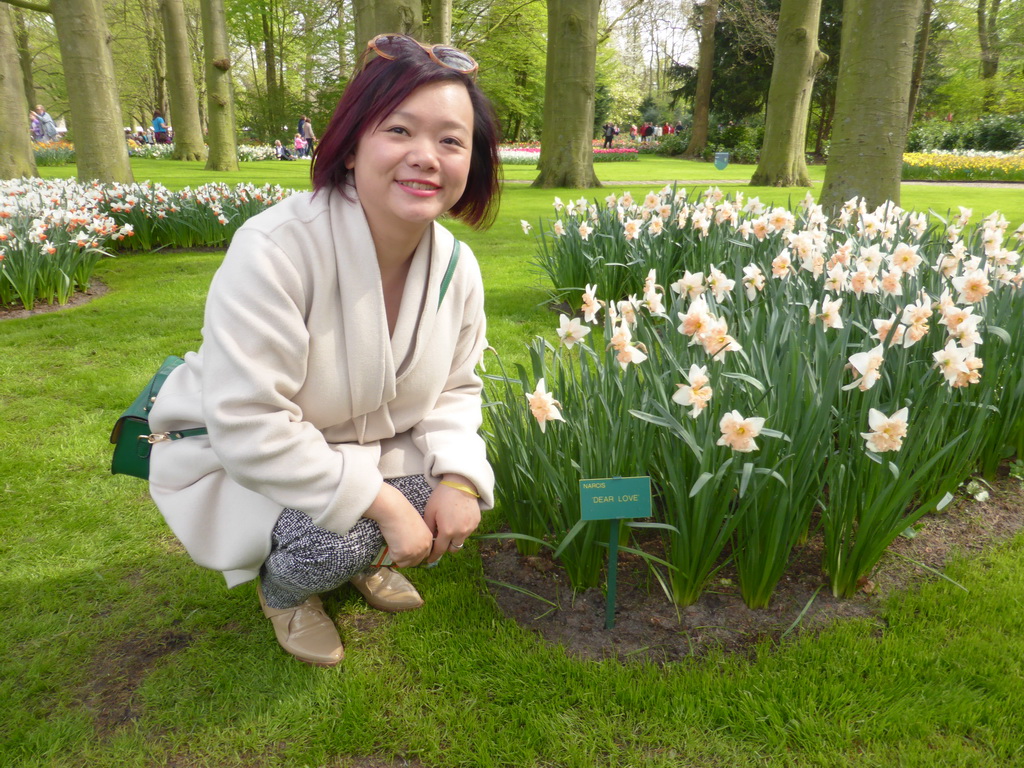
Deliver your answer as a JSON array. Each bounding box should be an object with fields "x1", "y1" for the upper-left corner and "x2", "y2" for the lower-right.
[{"x1": 325, "y1": 187, "x2": 457, "y2": 440}]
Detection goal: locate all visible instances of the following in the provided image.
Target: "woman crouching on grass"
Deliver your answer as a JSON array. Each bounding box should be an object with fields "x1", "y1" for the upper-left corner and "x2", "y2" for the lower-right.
[{"x1": 147, "y1": 35, "x2": 500, "y2": 666}]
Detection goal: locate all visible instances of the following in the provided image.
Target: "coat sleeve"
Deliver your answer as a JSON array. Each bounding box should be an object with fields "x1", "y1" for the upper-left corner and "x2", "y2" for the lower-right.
[
  {"x1": 410, "y1": 247, "x2": 495, "y2": 509},
  {"x1": 199, "y1": 227, "x2": 384, "y2": 535}
]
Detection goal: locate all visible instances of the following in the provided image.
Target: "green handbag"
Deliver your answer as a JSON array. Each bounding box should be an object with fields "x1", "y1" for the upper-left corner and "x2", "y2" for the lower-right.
[{"x1": 109, "y1": 355, "x2": 208, "y2": 480}]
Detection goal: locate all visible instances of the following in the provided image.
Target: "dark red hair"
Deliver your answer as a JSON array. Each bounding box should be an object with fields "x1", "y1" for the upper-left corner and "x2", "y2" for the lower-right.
[{"x1": 312, "y1": 50, "x2": 501, "y2": 229}]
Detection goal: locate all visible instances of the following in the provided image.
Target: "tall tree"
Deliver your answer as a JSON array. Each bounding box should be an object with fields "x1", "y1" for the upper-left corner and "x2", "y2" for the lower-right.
[
  {"x1": 0, "y1": 3, "x2": 37, "y2": 178},
  {"x1": 200, "y1": 0, "x2": 238, "y2": 171},
  {"x1": 907, "y1": 0, "x2": 933, "y2": 125},
  {"x1": 160, "y1": 0, "x2": 206, "y2": 161},
  {"x1": 977, "y1": 0, "x2": 1001, "y2": 110},
  {"x1": 532, "y1": 0, "x2": 601, "y2": 188},
  {"x1": 335, "y1": 0, "x2": 349, "y2": 74},
  {"x1": 819, "y1": 0, "x2": 924, "y2": 211},
  {"x1": 107, "y1": 0, "x2": 168, "y2": 129},
  {"x1": 684, "y1": 0, "x2": 719, "y2": 158},
  {"x1": 261, "y1": 7, "x2": 285, "y2": 137},
  {"x1": 750, "y1": 0, "x2": 827, "y2": 187},
  {"x1": 471, "y1": 0, "x2": 547, "y2": 142},
  {"x1": 430, "y1": 0, "x2": 452, "y2": 44},
  {"x1": 38, "y1": 0, "x2": 134, "y2": 183},
  {"x1": 12, "y1": 7, "x2": 35, "y2": 109}
]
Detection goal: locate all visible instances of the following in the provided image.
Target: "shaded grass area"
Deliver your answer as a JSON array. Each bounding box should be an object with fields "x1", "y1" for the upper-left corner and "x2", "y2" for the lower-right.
[{"x1": 4, "y1": 163, "x2": 1024, "y2": 765}]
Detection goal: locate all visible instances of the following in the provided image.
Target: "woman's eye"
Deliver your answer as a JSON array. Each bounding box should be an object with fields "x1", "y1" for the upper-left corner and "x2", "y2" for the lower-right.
[
  {"x1": 442, "y1": 137, "x2": 464, "y2": 147},
  {"x1": 387, "y1": 126, "x2": 408, "y2": 135}
]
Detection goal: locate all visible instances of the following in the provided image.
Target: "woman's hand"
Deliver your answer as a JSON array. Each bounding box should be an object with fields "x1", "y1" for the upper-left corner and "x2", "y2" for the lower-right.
[
  {"x1": 364, "y1": 482, "x2": 433, "y2": 567},
  {"x1": 423, "y1": 474, "x2": 482, "y2": 563}
]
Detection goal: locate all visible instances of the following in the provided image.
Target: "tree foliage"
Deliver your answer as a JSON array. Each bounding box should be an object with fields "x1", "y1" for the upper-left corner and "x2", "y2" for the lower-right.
[{"x1": 463, "y1": 0, "x2": 547, "y2": 143}]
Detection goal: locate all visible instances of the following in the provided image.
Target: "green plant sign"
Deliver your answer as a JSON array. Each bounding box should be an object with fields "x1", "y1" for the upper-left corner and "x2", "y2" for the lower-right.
[
  {"x1": 579, "y1": 476, "x2": 652, "y2": 520},
  {"x1": 579, "y1": 476, "x2": 652, "y2": 629}
]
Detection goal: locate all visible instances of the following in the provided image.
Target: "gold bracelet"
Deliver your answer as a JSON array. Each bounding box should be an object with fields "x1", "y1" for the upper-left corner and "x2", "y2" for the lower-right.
[{"x1": 440, "y1": 480, "x2": 481, "y2": 498}]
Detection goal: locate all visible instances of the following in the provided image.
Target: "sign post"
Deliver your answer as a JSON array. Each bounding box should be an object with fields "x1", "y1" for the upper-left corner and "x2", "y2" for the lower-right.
[{"x1": 579, "y1": 476, "x2": 652, "y2": 629}]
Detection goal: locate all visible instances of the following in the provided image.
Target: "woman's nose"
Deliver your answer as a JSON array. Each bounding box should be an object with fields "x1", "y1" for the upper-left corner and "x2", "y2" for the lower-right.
[{"x1": 407, "y1": 140, "x2": 439, "y2": 170}]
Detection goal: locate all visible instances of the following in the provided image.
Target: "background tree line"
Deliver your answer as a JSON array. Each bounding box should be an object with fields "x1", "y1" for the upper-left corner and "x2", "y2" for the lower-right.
[{"x1": 1, "y1": 0, "x2": 1022, "y2": 207}]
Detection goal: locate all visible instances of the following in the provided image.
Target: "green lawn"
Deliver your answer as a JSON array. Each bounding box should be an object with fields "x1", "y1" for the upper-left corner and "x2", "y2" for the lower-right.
[{"x1": 3, "y1": 158, "x2": 1023, "y2": 766}]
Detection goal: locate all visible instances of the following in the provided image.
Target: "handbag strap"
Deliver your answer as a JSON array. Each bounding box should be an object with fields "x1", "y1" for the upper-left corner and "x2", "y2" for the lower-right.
[
  {"x1": 438, "y1": 239, "x2": 461, "y2": 309},
  {"x1": 144, "y1": 356, "x2": 209, "y2": 442},
  {"x1": 144, "y1": 356, "x2": 186, "y2": 413}
]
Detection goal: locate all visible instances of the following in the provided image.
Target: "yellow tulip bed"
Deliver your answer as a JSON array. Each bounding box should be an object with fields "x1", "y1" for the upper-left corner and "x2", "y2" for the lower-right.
[{"x1": 903, "y1": 151, "x2": 1024, "y2": 183}]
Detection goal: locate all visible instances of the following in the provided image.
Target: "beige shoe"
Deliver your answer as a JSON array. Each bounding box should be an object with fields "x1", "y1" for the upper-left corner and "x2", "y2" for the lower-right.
[
  {"x1": 257, "y1": 584, "x2": 344, "y2": 666},
  {"x1": 349, "y1": 567, "x2": 425, "y2": 613}
]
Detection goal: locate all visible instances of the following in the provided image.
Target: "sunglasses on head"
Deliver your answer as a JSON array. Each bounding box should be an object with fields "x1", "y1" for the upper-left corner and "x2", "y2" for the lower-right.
[{"x1": 364, "y1": 34, "x2": 478, "y2": 76}]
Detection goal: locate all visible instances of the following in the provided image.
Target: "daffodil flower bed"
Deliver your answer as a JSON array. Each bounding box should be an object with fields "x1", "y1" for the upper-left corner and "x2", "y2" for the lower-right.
[
  {"x1": 31, "y1": 141, "x2": 76, "y2": 167},
  {"x1": 499, "y1": 146, "x2": 638, "y2": 165},
  {"x1": 488, "y1": 188, "x2": 1024, "y2": 606},
  {"x1": 0, "y1": 177, "x2": 295, "y2": 310},
  {"x1": 126, "y1": 143, "x2": 177, "y2": 159},
  {"x1": 903, "y1": 150, "x2": 1024, "y2": 182},
  {"x1": 34, "y1": 142, "x2": 280, "y2": 165}
]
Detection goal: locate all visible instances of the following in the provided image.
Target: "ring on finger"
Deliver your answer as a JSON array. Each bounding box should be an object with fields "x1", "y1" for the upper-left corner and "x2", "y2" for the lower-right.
[{"x1": 448, "y1": 542, "x2": 464, "y2": 551}]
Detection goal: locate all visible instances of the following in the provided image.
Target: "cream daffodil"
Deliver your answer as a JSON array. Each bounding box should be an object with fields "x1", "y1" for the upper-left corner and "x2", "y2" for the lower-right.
[
  {"x1": 526, "y1": 378, "x2": 565, "y2": 433},
  {"x1": 556, "y1": 314, "x2": 591, "y2": 349},
  {"x1": 717, "y1": 410, "x2": 765, "y2": 453},
  {"x1": 861, "y1": 408, "x2": 909, "y2": 453},
  {"x1": 672, "y1": 364, "x2": 713, "y2": 418}
]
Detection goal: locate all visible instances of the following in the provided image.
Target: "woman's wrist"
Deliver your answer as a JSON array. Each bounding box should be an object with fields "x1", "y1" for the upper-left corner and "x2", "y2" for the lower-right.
[{"x1": 440, "y1": 474, "x2": 480, "y2": 499}]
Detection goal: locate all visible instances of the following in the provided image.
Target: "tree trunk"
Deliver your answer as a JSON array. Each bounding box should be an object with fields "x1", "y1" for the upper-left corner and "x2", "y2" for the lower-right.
[
  {"x1": 50, "y1": 0, "x2": 134, "y2": 183},
  {"x1": 977, "y1": 0, "x2": 1001, "y2": 111},
  {"x1": 750, "y1": 0, "x2": 826, "y2": 187},
  {"x1": 335, "y1": 0, "x2": 348, "y2": 74},
  {"x1": 0, "y1": 3, "x2": 37, "y2": 178},
  {"x1": 430, "y1": 0, "x2": 451, "y2": 44},
  {"x1": 200, "y1": 0, "x2": 238, "y2": 171},
  {"x1": 262, "y1": 9, "x2": 282, "y2": 140},
  {"x1": 353, "y1": 0, "x2": 423, "y2": 51},
  {"x1": 819, "y1": 0, "x2": 924, "y2": 212},
  {"x1": 13, "y1": 7, "x2": 35, "y2": 110},
  {"x1": 814, "y1": 88, "x2": 835, "y2": 157},
  {"x1": 143, "y1": 0, "x2": 169, "y2": 122},
  {"x1": 185, "y1": 8, "x2": 207, "y2": 134},
  {"x1": 353, "y1": 0, "x2": 374, "y2": 53},
  {"x1": 532, "y1": 0, "x2": 601, "y2": 188},
  {"x1": 907, "y1": 0, "x2": 933, "y2": 126},
  {"x1": 684, "y1": 0, "x2": 719, "y2": 158},
  {"x1": 160, "y1": 0, "x2": 206, "y2": 161}
]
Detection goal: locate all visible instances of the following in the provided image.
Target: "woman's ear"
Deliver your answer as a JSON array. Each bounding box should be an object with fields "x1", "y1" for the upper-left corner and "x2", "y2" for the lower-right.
[{"x1": 344, "y1": 153, "x2": 355, "y2": 170}]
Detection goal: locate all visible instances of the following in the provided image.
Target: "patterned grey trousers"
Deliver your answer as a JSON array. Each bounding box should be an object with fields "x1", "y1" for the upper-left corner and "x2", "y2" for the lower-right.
[{"x1": 259, "y1": 474, "x2": 432, "y2": 609}]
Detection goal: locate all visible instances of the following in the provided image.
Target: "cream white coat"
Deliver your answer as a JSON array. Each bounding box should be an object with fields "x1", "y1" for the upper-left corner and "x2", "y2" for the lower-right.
[{"x1": 148, "y1": 188, "x2": 494, "y2": 586}]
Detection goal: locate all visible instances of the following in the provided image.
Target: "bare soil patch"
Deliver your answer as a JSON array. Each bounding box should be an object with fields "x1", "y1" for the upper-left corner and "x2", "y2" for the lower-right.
[
  {"x1": 481, "y1": 471, "x2": 1024, "y2": 664},
  {"x1": 80, "y1": 623, "x2": 192, "y2": 736},
  {"x1": 0, "y1": 279, "x2": 108, "y2": 321}
]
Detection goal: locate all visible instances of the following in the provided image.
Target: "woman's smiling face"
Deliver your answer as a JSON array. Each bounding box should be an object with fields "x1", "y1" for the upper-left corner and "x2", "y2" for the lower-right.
[{"x1": 345, "y1": 80, "x2": 474, "y2": 243}]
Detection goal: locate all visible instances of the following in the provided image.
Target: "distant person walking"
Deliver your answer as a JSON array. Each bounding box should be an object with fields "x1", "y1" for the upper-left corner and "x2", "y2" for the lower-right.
[
  {"x1": 29, "y1": 110, "x2": 43, "y2": 141},
  {"x1": 602, "y1": 122, "x2": 615, "y2": 149},
  {"x1": 301, "y1": 115, "x2": 316, "y2": 157},
  {"x1": 35, "y1": 105, "x2": 58, "y2": 143},
  {"x1": 153, "y1": 110, "x2": 169, "y2": 144}
]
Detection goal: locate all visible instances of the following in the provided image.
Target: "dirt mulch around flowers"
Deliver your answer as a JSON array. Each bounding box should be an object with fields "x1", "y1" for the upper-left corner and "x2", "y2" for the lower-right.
[
  {"x1": 0, "y1": 279, "x2": 109, "y2": 321},
  {"x1": 480, "y1": 471, "x2": 1024, "y2": 665}
]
